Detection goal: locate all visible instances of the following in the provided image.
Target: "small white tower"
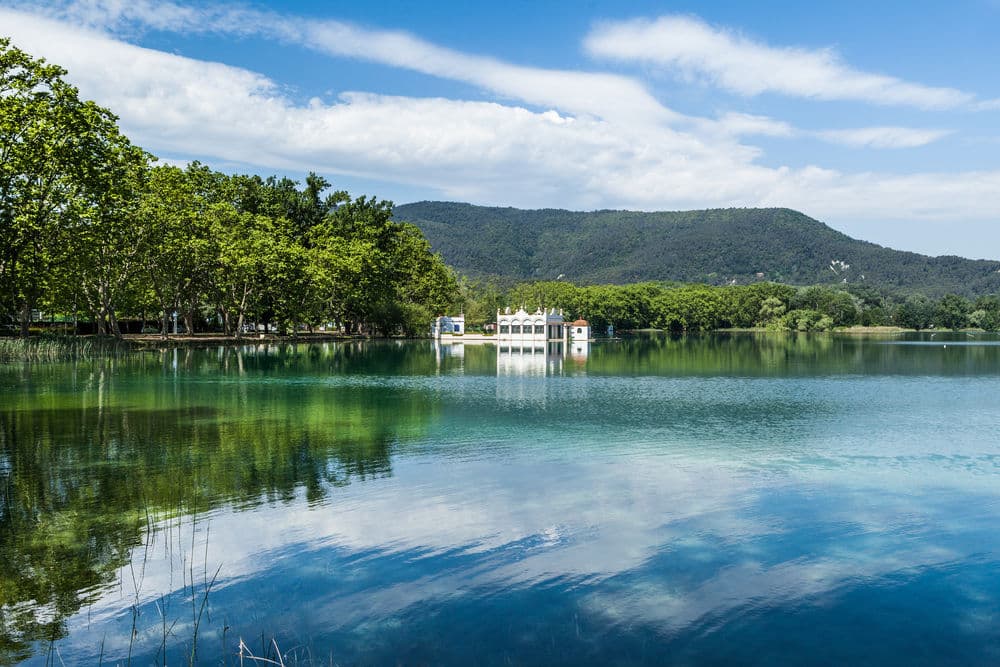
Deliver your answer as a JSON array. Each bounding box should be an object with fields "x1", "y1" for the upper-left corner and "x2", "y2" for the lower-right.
[{"x1": 570, "y1": 319, "x2": 590, "y2": 341}]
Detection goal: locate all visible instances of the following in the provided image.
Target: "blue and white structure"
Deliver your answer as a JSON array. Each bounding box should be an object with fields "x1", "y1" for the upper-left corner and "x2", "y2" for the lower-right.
[{"x1": 431, "y1": 314, "x2": 465, "y2": 338}]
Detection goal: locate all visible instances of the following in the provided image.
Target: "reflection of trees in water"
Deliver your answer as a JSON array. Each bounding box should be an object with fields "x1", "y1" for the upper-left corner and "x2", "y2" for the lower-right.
[
  {"x1": 0, "y1": 345, "x2": 439, "y2": 661},
  {"x1": 587, "y1": 332, "x2": 1000, "y2": 377}
]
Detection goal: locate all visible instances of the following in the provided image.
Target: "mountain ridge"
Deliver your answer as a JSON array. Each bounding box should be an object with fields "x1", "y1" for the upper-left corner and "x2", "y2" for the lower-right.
[{"x1": 394, "y1": 201, "x2": 1000, "y2": 297}]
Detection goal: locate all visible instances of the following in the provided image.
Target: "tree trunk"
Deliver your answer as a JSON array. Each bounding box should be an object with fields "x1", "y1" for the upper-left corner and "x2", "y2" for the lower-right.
[
  {"x1": 109, "y1": 309, "x2": 122, "y2": 339},
  {"x1": 19, "y1": 298, "x2": 31, "y2": 338}
]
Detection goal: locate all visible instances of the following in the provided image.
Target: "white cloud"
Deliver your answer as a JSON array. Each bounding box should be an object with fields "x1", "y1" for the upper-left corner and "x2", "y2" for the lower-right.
[
  {"x1": 0, "y1": 8, "x2": 766, "y2": 205},
  {"x1": 704, "y1": 112, "x2": 797, "y2": 138},
  {"x1": 299, "y1": 21, "x2": 676, "y2": 126},
  {"x1": 21, "y1": 0, "x2": 675, "y2": 126},
  {"x1": 701, "y1": 115, "x2": 951, "y2": 150},
  {"x1": 695, "y1": 113, "x2": 950, "y2": 151},
  {"x1": 973, "y1": 98, "x2": 1000, "y2": 111},
  {"x1": 585, "y1": 15, "x2": 975, "y2": 110},
  {"x1": 761, "y1": 167, "x2": 1000, "y2": 223},
  {"x1": 817, "y1": 126, "x2": 953, "y2": 149}
]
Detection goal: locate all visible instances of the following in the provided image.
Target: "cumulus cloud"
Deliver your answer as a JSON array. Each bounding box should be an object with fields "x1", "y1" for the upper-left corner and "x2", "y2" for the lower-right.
[{"x1": 585, "y1": 15, "x2": 975, "y2": 110}]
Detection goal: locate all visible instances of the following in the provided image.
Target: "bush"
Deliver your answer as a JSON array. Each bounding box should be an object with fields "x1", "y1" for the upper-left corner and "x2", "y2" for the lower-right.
[{"x1": 775, "y1": 309, "x2": 833, "y2": 332}]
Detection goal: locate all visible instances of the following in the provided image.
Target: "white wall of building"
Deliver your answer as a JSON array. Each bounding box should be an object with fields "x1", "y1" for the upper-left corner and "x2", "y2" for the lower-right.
[
  {"x1": 431, "y1": 315, "x2": 465, "y2": 338},
  {"x1": 496, "y1": 307, "x2": 566, "y2": 340}
]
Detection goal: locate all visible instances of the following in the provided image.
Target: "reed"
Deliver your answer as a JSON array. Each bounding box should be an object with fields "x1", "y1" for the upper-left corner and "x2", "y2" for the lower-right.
[{"x1": 0, "y1": 336, "x2": 134, "y2": 361}]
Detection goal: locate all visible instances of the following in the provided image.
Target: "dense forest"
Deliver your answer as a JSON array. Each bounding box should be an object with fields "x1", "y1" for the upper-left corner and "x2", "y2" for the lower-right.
[
  {"x1": 0, "y1": 38, "x2": 458, "y2": 339},
  {"x1": 395, "y1": 202, "x2": 1000, "y2": 298},
  {"x1": 458, "y1": 279, "x2": 1000, "y2": 332}
]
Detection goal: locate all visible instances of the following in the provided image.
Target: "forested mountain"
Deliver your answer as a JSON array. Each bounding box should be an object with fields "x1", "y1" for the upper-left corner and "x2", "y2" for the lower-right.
[{"x1": 395, "y1": 202, "x2": 1000, "y2": 297}]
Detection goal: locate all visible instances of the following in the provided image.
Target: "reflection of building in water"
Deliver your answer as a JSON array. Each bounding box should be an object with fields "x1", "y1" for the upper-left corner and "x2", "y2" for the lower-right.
[
  {"x1": 431, "y1": 314, "x2": 465, "y2": 338},
  {"x1": 497, "y1": 307, "x2": 567, "y2": 341},
  {"x1": 496, "y1": 342, "x2": 565, "y2": 406},
  {"x1": 496, "y1": 341, "x2": 565, "y2": 376},
  {"x1": 433, "y1": 340, "x2": 465, "y2": 369},
  {"x1": 568, "y1": 318, "x2": 590, "y2": 361}
]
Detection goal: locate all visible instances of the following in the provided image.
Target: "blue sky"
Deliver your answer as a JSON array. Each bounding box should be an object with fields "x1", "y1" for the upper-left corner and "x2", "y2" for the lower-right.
[{"x1": 3, "y1": 0, "x2": 1000, "y2": 258}]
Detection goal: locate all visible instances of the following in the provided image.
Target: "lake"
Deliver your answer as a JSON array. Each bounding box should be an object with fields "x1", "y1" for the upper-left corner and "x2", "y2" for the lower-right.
[{"x1": 2, "y1": 333, "x2": 1000, "y2": 665}]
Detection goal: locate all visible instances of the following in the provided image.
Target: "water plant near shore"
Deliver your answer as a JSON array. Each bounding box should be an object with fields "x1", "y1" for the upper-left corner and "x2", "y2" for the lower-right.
[{"x1": 0, "y1": 336, "x2": 135, "y2": 362}]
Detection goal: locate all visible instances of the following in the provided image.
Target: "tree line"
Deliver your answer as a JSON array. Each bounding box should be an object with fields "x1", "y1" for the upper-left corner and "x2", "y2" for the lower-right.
[
  {"x1": 458, "y1": 279, "x2": 1000, "y2": 332},
  {"x1": 1, "y1": 38, "x2": 458, "y2": 339}
]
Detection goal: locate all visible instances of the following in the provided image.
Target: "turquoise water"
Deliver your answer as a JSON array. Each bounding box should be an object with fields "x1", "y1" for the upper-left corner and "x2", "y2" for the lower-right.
[{"x1": 2, "y1": 333, "x2": 1000, "y2": 665}]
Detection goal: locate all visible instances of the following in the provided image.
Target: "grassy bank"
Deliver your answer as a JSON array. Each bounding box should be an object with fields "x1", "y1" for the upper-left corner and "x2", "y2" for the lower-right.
[{"x1": 834, "y1": 325, "x2": 910, "y2": 334}]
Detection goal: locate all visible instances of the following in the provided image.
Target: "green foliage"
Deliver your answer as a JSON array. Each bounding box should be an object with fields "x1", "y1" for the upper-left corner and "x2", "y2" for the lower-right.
[
  {"x1": 758, "y1": 297, "x2": 786, "y2": 325},
  {"x1": 934, "y1": 294, "x2": 971, "y2": 330},
  {"x1": 394, "y1": 201, "x2": 1000, "y2": 298},
  {"x1": 895, "y1": 296, "x2": 935, "y2": 330},
  {"x1": 494, "y1": 279, "x2": 1000, "y2": 332},
  {"x1": 791, "y1": 286, "x2": 860, "y2": 327},
  {"x1": 308, "y1": 197, "x2": 457, "y2": 336},
  {"x1": 495, "y1": 280, "x2": 797, "y2": 332},
  {"x1": 970, "y1": 295, "x2": 1000, "y2": 330},
  {"x1": 775, "y1": 309, "x2": 834, "y2": 332},
  {"x1": 1, "y1": 38, "x2": 136, "y2": 336}
]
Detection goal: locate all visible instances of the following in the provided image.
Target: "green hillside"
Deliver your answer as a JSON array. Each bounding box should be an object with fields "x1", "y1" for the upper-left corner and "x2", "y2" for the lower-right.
[{"x1": 394, "y1": 202, "x2": 1000, "y2": 296}]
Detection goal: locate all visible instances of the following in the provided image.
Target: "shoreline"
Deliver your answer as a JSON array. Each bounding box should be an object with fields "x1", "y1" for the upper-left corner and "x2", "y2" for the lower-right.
[{"x1": 1, "y1": 325, "x2": 984, "y2": 356}]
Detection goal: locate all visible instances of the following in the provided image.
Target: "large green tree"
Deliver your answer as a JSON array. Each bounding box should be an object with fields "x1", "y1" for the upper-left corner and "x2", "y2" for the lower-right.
[
  {"x1": 0, "y1": 38, "x2": 129, "y2": 336},
  {"x1": 139, "y1": 165, "x2": 213, "y2": 337},
  {"x1": 64, "y1": 139, "x2": 151, "y2": 336}
]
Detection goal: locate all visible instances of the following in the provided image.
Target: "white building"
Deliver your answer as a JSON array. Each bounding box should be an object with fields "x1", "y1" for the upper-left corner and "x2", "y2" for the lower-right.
[
  {"x1": 431, "y1": 314, "x2": 465, "y2": 338},
  {"x1": 496, "y1": 307, "x2": 567, "y2": 341},
  {"x1": 569, "y1": 319, "x2": 590, "y2": 341}
]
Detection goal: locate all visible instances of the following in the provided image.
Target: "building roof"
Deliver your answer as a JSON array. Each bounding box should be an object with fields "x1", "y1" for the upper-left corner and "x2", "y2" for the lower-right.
[{"x1": 571, "y1": 319, "x2": 589, "y2": 326}]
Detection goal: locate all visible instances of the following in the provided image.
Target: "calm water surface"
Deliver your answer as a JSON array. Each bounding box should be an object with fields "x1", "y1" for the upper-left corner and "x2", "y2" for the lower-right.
[{"x1": 2, "y1": 333, "x2": 1000, "y2": 665}]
